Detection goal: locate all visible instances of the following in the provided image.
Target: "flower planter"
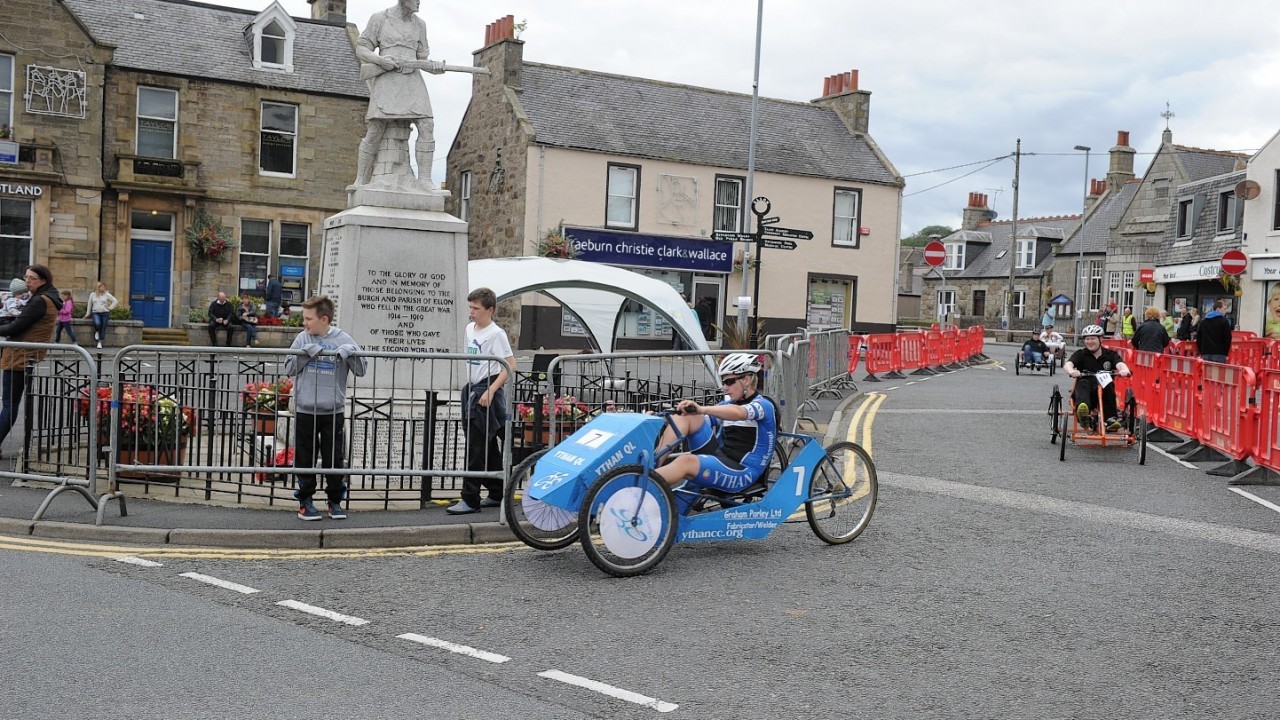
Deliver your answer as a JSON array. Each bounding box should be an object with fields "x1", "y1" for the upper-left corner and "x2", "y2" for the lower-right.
[
  {"x1": 116, "y1": 444, "x2": 186, "y2": 482},
  {"x1": 521, "y1": 422, "x2": 584, "y2": 446},
  {"x1": 254, "y1": 413, "x2": 277, "y2": 436}
]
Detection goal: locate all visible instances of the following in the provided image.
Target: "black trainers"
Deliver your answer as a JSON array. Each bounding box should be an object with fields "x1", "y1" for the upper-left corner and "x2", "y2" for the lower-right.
[
  {"x1": 298, "y1": 502, "x2": 321, "y2": 521},
  {"x1": 327, "y1": 501, "x2": 347, "y2": 520}
]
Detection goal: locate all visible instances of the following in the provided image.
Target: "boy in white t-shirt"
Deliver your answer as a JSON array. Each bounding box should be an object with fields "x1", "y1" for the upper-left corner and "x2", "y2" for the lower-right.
[{"x1": 447, "y1": 287, "x2": 517, "y2": 515}]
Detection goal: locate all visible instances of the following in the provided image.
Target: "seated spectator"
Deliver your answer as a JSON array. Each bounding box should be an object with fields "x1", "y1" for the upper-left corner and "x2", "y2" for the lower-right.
[
  {"x1": 235, "y1": 297, "x2": 260, "y2": 347},
  {"x1": 207, "y1": 291, "x2": 236, "y2": 347}
]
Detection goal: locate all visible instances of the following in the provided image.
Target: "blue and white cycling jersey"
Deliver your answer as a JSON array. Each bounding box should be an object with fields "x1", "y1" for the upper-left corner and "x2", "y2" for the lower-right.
[{"x1": 685, "y1": 393, "x2": 777, "y2": 492}]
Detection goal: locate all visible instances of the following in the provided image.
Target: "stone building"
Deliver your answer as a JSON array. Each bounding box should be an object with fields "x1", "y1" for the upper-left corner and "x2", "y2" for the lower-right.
[
  {"x1": 1239, "y1": 128, "x2": 1280, "y2": 341},
  {"x1": 1048, "y1": 178, "x2": 1139, "y2": 334},
  {"x1": 1152, "y1": 169, "x2": 1245, "y2": 324},
  {"x1": 0, "y1": 0, "x2": 366, "y2": 328},
  {"x1": 920, "y1": 192, "x2": 1078, "y2": 331},
  {"x1": 448, "y1": 17, "x2": 904, "y2": 349}
]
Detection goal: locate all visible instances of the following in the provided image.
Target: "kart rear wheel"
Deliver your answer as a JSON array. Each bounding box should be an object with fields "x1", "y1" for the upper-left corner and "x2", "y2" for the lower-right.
[
  {"x1": 579, "y1": 466, "x2": 678, "y2": 577},
  {"x1": 504, "y1": 449, "x2": 579, "y2": 551},
  {"x1": 806, "y1": 441, "x2": 878, "y2": 544},
  {"x1": 1138, "y1": 414, "x2": 1148, "y2": 465},
  {"x1": 1059, "y1": 406, "x2": 1069, "y2": 462},
  {"x1": 1048, "y1": 359, "x2": 1056, "y2": 376},
  {"x1": 1015, "y1": 352, "x2": 1022, "y2": 375}
]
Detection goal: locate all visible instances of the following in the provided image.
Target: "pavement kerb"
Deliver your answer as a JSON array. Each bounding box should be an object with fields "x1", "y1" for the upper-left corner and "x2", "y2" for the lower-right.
[{"x1": 823, "y1": 390, "x2": 867, "y2": 448}]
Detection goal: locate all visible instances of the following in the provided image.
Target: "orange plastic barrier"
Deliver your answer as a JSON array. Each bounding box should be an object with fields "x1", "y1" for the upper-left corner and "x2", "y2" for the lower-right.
[
  {"x1": 1197, "y1": 362, "x2": 1257, "y2": 461},
  {"x1": 897, "y1": 332, "x2": 926, "y2": 372},
  {"x1": 1252, "y1": 369, "x2": 1280, "y2": 473},
  {"x1": 942, "y1": 328, "x2": 962, "y2": 364},
  {"x1": 1267, "y1": 340, "x2": 1280, "y2": 371},
  {"x1": 1157, "y1": 354, "x2": 1203, "y2": 437},
  {"x1": 1228, "y1": 339, "x2": 1269, "y2": 373},
  {"x1": 1233, "y1": 330, "x2": 1258, "y2": 341},
  {"x1": 847, "y1": 335, "x2": 865, "y2": 376},
  {"x1": 923, "y1": 330, "x2": 946, "y2": 368},
  {"x1": 1129, "y1": 350, "x2": 1164, "y2": 425},
  {"x1": 970, "y1": 326, "x2": 986, "y2": 357},
  {"x1": 863, "y1": 333, "x2": 899, "y2": 379},
  {"x1": 1167, "y1": 339, "x2": 1199, "y2": 357}
]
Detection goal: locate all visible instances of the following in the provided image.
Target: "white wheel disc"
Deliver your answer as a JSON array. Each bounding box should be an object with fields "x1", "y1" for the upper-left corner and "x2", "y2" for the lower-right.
[
  {"x1": 598, "y1": 486, "x2": 663, "y2": 559},
  {"x1": 521, "y1": 494, "x2": 577, "y2": 532}
]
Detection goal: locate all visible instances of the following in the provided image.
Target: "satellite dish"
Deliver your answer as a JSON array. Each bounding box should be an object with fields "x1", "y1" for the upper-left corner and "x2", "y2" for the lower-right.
[{"x1": 1234, "y1": 179, "x2": 1261, "y2": 200}]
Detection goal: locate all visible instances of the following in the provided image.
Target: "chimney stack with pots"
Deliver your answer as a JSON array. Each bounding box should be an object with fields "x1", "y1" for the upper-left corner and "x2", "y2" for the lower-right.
[
  {"x1": 1107, "y1": 130, "x2": 1136, "y2": 191},
  {"x1": 475, "y1": 15, "x2": 523, "y2": 89},
  {"x1": 962, "y1": 191, "x2": 994, "y2": 231},
  {"x1": 307, "y1": 0, "x2": 346, "y2": 23},
  {"x1": 813, "y1": 69, "x2": 871, "y2": 135}
]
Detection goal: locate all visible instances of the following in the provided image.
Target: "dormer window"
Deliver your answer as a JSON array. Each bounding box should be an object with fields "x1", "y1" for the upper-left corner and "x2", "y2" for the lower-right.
[{"x1": 247, "y1": 2, "x2": 297, "y2": 73}]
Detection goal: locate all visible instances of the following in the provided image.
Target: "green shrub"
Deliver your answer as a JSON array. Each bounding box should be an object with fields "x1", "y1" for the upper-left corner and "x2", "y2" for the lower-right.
[
  {"x1": 283, "y1": 312, "x2": 303, "y2": 328},
  {"x1": 187, "y1": 306, "x2": 209, "y2": 323},
  {"x1": 108, "y1": 305, "x2": 132, "y2": 321}
]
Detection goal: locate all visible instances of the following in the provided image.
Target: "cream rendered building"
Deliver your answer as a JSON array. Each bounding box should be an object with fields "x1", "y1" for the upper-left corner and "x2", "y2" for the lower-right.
[{"x1": 448, "y1": 18, "x2": 904, "y2": 349}]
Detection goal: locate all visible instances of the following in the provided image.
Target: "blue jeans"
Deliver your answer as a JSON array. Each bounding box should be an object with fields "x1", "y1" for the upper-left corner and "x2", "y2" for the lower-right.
[
  {"x1": 0, "y1": 369, "x2": 27, "y2": 445},
  {"x1": 1023, "y1": 349, "x2": 1044, "y2": 365},
  {"x1": 56, "y1": 321, "x2": 76, "y2": 343},
  {"x1": 91, "y1": 312, "x2": 108, "y2": 340},
  {"x1": 264, "y1": 300, "x2": 281, "y2": 318},
  {"x1": 1202, "y1": 354, "x2": 1228, "y2": 364},
  {"x1": 238, "y1": 322, "x2": 258, "y2": 346}
]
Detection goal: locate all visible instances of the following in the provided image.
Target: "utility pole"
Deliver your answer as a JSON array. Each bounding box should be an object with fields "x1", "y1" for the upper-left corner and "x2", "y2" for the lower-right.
[
  {"x1": 1004, "y1": 138, "x2": 1021, "y2": 341},
  {"x1": 735, "y1": 0, "x2": 764, "y2": 342}
]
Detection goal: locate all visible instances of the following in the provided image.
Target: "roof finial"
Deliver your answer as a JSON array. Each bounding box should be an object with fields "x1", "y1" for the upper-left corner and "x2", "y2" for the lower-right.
[{"x1": 1161, "y1": 101, "x2": 1175, "y2": 130}]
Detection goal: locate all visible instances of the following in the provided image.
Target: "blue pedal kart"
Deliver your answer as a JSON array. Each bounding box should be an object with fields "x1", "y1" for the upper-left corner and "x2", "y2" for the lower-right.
[{"x1": 504, "y1": 412, "x2": 878, "y2": 577}]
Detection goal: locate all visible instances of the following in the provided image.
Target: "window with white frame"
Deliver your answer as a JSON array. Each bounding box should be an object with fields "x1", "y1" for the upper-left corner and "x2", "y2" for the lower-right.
[
  {"x1": 261, "y1": 21, "x2": 287, "y2": 66},
  {"x1": 714, "y1": 176, "x2": 743, "y2": 233},
  {"x1": 0, "y1": 54, "x2": 13, "y2": 137},
  {"x1": 606, "y1": 163, "x2": 639, "y2": 229},
  {"x1": 1088, "y1": 260, "x2": 1104, "y2": 311},
  {"x1": 137, "y1": 87, "x2": 178, "y2": 159},
  {"x1": 459, "y1": 171, "x2": 472, "y2": 222},
  {"x1": 937, "y1": 290, "x2": 956, "y2": 320},
  {"x1": 250, "y1": 10, "x2": 295, "y2": 72},
  {"x1": 1217, "y1": 191, "x2": 1237, "y2": 233},
  {"x1": 259, "y1": 101, "x2": 297, "y2": 176},
  {"x1": 1108, "y1": 271, "x2": 1121, "y2": 304},
  {"x1": 238, "y1": 220, "x2": 271, "y2": 297},
  {"x1": 1176, "y1": 198, "x2": 1194, "y2": 237},
  {"x1": 945, "y1": 242, "x2": 965, "y2": 271},
  {"x1": 832, "y1": 188, "x2": 861, "y2": 248},
  {"x1": 1121, "y1": 270, "x2": 1136, "y2": 311},
  {"x1": 0, "y1": 199, "x2": 33, "y2": 281},
  {"x1": 1012, "y1": 290, "x2": 1027, "y2": 318},
  {"x1": 1016, "y1": 237, "x2": 1035, "y2": 269}
]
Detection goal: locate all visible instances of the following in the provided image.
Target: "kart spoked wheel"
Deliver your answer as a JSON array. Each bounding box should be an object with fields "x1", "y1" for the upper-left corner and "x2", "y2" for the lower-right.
[
  {"x1": 1048, "y1": 358, "x2": 1056, "y2": 376},
  {"x1": 1048, "y1": 386, "x2": 1062, "y2": 444},
  {"x1": 504, "y1": 449, "x2": 579, "y2": 551},
  {"x1": 1059, "y1": 407, "x2": 1069, "y2": 462},
  {"x1": 579, "y1": 466, "x2": 678, "y2": 577},
  {"x1": 806, "y1": 441, "x2": 878, "y2": 544},
  {"x1": 1015, "y1": 353, "x2": 1021, "y2": 376},
  {"x1": 1138, "y1": 413, "x2": 1148, "y2": 465}
]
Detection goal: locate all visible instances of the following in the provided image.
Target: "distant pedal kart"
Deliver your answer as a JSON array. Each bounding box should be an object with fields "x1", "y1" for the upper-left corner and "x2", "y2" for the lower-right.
[
  {"x1": 1048, "y1": 371, "x2": 1147, "y2": 464},
  {"x1": 1015, "y1": 346, "x2": 1057, "y2": 376},
  {"x1": 504, "y1": 411, "x2": 878, "y2": 577}
]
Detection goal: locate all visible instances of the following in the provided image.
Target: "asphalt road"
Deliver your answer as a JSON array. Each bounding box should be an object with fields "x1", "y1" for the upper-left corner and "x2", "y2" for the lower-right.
[{"x1": 3, "y1": 355, "x2": 1278, "y2": 719}]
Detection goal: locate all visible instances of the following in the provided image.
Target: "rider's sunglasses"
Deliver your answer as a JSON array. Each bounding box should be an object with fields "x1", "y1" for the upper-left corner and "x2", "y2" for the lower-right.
[{"x1": 721, "y1": 375, "x2": 744, "y2": 387}]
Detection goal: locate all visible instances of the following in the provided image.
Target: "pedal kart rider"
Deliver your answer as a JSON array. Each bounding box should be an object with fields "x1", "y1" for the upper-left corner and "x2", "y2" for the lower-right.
[
  {"x1": 1040, "y1": 325, "x2": 1064, "y2": 361},
  {"x1": 1021, "y1": 333, "x2": 1049, "y2": 366},
  {"x1": 655, "y1": 353, "x2": 777, "y2": 498},
  {"x1": 1064, "y1": 324, "x2": 1131, "y2": 431}
]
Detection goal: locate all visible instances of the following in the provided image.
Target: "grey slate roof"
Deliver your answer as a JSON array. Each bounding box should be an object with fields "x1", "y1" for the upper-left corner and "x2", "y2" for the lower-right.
[
  {"x1": 1155, "y1": 170, "x2": 1245, "y2": 266},
  {"x1": 1172, "y1": 146, "x2": 1246, "y2": 183},
  {"x1": 1058, "y1": 181, "x2": 1140, "y2": 255},
  {"x1": 945, "y1": 215, "x2": 1080, "y2": 279},
  {"x1": 518, "y1": 63, "x2": 901, "y2": 186},
  {"x1": 62, "y1": 0, "x2": 367, "y2": 98}
]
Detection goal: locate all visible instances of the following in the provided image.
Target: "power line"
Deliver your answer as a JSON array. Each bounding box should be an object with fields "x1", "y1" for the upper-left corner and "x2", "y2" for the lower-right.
[
  {"x1": 903, "y1": 155, "x2": 1011, "y2": 198},
  {"x1": 902, "y1": 154, "x2": 1012, "y2": 178}
]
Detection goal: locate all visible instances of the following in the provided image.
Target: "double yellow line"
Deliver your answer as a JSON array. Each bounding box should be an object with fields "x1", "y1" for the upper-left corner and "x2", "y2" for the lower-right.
[{"x1": 846, "y1": 392, "x2": 886, "y2": 455}]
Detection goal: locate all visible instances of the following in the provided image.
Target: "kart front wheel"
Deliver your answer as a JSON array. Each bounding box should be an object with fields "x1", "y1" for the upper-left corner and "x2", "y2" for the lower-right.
[
  {"x1": 579, "y1": 466, "x2": 678, "y2": 577},
  {"x1": 504, "y1": 450, "x2": 579, "y2": 551},
  {"x1": 806, "y1": 441, "x2": 878, "y2": 544}
]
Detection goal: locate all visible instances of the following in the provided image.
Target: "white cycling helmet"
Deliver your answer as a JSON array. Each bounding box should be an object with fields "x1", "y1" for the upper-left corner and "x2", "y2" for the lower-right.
[
  {"x1": 718, "y1": 352, "x2": 763, "y2": 377},
  {"x1": 1081, "y1": 324, "x2": 1105, "y2": 337}
]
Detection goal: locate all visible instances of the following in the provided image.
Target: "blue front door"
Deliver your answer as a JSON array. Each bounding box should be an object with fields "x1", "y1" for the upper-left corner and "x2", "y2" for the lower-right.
[{"x1": 129, "y1": 240, "x2": 172, "y2": 327}]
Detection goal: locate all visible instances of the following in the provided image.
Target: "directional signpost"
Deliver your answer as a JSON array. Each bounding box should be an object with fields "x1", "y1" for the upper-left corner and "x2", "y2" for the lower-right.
[
  {"x1": 761, "y1": 226, "x2": 814, "y2": 240},
  {"x1": 739, "y1": 196, "x2": 814, "y2": 343},
  {"x1": 711, "y1": 231, "x2": 758, "y2": 243},
  {"x1": 760, "y1": 239, "x2": 797, "y2": 250}
]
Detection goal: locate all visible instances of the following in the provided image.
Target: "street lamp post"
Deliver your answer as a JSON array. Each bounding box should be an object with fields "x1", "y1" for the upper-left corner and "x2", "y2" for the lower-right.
[{"x1": 1073, "y1": 145, "x2": 1091, "y2": 345}]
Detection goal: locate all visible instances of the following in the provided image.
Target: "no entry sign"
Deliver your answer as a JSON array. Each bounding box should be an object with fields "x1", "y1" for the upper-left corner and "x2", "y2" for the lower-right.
[
  {"x1": 1220, "y1": 249, "x2": 1248, "y2": 276},
  {"x1": 923, "y1": 241, "x2": 947, "y2": 268}
]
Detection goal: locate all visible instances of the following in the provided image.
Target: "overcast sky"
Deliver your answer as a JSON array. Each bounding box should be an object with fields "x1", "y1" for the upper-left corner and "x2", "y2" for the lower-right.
[{"x1": 228, "y1": 0, "x2": 1280, "y2": 235}]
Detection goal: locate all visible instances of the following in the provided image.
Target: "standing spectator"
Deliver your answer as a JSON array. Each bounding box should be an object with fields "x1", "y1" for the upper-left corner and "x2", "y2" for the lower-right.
[
  {"x1": 235, "y1": 297, "x2": 260, "y2": 347},
  {"x1": 1176, "y1": 306, "x2": 1194, "y2": 341},
  {"x1": 1131, "y1": 307, "x2": 1171, "y2": 353},
  {"x1": 1188, "y1": 307, "x2": 1201, "y2": 341},
  {"x1": 1120, "y1": 306, "x2": 1136, "y2": 340},
  {"x1": 448, "y1": 287, "x2": 516, "y2": 515},
  {"x1": 284, "y1": 295, "x2": 366, "y2": 520},
  {"x1": 1159, "y1": 309, "x2": 1176, "y2": 338},
  {"x1": 1041, "y1": 308, "x2": 1054, "y2": 329},
  {"x1": 84, "y1": 282, "x2": 118, "y2": 350},
  {"x1": 263, "y1": 274, "x2": 283, "y2": 318},
  {"x1": 206, "y1": 292, "x2": 235, "y2": 346},
  {"x1": 0, "y1": 265, "x2": 60, "y2": 446},
  {"x1": 1196, "y1": 299, "x2": 1233, "y2": 363},
  {"x1": 55, "y1": 290, "x2": 76, "y2": 344}
]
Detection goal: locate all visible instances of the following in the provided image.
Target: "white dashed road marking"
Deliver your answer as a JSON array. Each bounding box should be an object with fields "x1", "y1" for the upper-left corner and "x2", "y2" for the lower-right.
[
  {"x1": 276, "y1": 599, "x2": 369, "y2": 626},
  {"x1": 538, "y1": 669, "x2": 678, "y2": 713},
  {"x1": 113, "y1": 556, "x2": 163, "y2": 567},
  {"x1": 1230, "y1": 487, "x2": 1280, "y2": 515},
  {"x1": 180, "y1": 572, "x2": 260, "y2": 594},
  {"x1": 398, "y1": 633, "x2": 511, "y2": 663}
]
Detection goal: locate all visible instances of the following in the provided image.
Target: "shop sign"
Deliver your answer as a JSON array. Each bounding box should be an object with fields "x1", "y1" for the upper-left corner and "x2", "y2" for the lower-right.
[
  {"x1": 0, "y1": 182, "x2": 43, "y2": 197},
  {"x1": 564, "y1": 227, "x2": 733, "y2": 273},
  {"x1": 1155, "y1": 261, "x2": 1220, "y2": 284},
  {"x1": 1250, "y1": 256, "x2": 1280, "y2": 281},
  {"x1": 0, "y1": 141, "x2": 17, "y2": 165}
]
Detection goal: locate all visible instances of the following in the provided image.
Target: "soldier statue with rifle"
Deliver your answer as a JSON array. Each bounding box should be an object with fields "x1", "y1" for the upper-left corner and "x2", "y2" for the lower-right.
[{"x1": 354, "y1": 0, "x2": 485, "y2": 191}]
